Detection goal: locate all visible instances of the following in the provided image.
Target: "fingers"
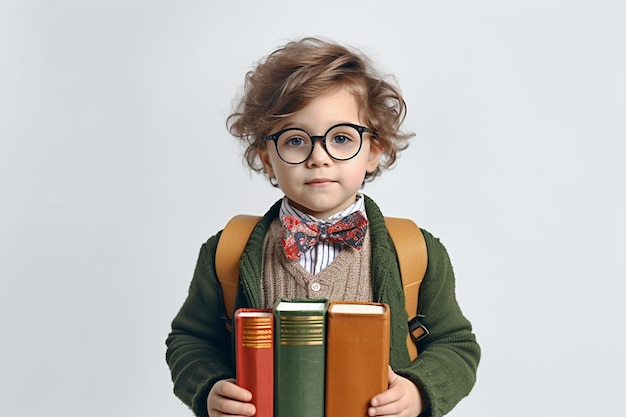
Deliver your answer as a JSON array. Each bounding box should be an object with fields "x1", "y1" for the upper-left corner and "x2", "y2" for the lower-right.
[
  {"x1": 370, "y1": 367, "x2": 399, "y2": 405},
  {"x1": 368, "y1": 401, "x2": 402, "y2": 417},
  {"x1": 368, "y1": 367, "x2": 422, "y2": 417},
  {"x1": 215, "y1": 379, "x2": 252, "y2": 402},
  {"x1": 368, "y1": 368, "x2": 400, "y2": 416},
  {"x1": 207, "y1": 379, "x2": 255, "y2": 417}
]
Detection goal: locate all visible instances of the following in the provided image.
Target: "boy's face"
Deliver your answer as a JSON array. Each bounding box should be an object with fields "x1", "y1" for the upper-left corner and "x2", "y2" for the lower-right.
[{"x1": 259, "y1": 88, "x2": 382, "y2": 220}]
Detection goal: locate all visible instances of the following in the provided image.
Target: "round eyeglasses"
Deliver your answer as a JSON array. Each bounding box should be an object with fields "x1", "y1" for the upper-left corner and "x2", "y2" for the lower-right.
[{"x1": 264, "y1": 123, "x2": 370, "y2": 165}]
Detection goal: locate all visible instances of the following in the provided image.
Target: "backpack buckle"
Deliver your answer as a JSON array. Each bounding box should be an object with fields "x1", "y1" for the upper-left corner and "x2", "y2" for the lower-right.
[{"x1": 408, "y1": 314, "x2": 429, "y2": 342}]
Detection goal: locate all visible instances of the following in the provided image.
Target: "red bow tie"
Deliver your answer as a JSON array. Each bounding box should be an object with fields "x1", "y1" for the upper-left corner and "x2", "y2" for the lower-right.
[{"x1": 281, "y1": 211, "x2": 369, "y2": 261}]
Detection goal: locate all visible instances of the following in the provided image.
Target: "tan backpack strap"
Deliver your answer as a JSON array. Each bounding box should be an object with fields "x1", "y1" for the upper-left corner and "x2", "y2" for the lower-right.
[
  {"x1": 385, "y1": 217, "x2": 428, "y2": 361},
  {"x1": 215, "y1": 215, "x2": 261, "y2": 327}
]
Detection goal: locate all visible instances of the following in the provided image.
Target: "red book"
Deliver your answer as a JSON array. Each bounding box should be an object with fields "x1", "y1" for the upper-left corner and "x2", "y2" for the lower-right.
[{"x1": 234, "y1": 308, "x2": 274, "y2": 417}]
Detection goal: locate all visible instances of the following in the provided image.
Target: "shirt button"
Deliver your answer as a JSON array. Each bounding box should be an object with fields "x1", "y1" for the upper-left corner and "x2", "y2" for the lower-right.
[{"x1": 311, "y1": 282, "x2": 321, "y2": 291}]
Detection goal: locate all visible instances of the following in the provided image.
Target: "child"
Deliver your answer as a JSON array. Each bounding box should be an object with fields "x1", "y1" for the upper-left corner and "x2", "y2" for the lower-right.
[{"x1": 166, "y1": 37, "x2": 480, "y2": 417}]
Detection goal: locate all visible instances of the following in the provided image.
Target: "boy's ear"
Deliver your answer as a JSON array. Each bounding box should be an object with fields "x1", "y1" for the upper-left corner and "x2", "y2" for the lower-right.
[
  {"x1": 258, "y1": 149, "x2": 275, "y2": 178},
  {"x1": 366, "y1": 143, "x2": 383, "y2": 173}
]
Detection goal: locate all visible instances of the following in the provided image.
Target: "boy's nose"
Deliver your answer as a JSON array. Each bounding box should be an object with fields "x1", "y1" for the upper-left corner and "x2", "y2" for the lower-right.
[{"x1": 306, "y1": 140, "x2": 332, "y2": 166}]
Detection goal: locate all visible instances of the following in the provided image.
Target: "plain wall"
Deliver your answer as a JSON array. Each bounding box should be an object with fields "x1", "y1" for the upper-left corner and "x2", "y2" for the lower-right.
[{"x1": 1, "y1": 1, "x2": 624, "y2": 416}]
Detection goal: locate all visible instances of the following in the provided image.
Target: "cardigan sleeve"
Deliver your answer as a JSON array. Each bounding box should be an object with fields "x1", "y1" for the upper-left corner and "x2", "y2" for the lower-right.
[
  {"x1": 165, "y1": 232, "x2": 235, "y2": 417},
  {"x1": 395, "y1": 229, "x2": 481, "y2": 417}
]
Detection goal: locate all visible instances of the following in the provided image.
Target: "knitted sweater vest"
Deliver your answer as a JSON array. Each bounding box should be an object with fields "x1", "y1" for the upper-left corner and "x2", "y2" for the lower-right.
[{"x1": 260, "y1": 219, "x2": 373, "y2": 308}]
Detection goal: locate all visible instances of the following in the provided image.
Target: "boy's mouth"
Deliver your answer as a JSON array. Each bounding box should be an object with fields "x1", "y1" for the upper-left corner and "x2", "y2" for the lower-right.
[{"x1": 306, "y1": 178, "x2": 335, "y2": 186}]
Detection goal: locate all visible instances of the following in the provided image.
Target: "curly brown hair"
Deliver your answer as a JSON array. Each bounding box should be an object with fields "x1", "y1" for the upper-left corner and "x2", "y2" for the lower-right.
[{"x1": 227, "y1": 37, "x2": 414, "y2": 182}]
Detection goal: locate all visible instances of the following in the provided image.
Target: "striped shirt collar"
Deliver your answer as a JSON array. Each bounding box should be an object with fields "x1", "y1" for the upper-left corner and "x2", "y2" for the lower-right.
[{"x1": 279, "y1": 194, "x2": 367, "y2": 224}]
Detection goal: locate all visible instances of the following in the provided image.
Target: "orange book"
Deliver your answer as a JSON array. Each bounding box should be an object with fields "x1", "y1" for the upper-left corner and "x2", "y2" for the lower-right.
[
  {"x1": 325, "y1": 301, "x2": 390, "y2": 417},
  {"x1": 234, "y1": 308, "x2": 274, "y2": 417}
]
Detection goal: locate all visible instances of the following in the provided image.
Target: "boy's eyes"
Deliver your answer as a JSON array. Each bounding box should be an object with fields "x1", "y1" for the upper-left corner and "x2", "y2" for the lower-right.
[
  {"x1": 331, "y1": 134, "x2": 351, "y2": 144},
  {"x1": 284, "y1": 136, "x2": 307, "y2": 146},
  {"x1": 281, "y1": 133, "x2": 358, "y2": 146},
  {"x1": 281, "y1": 133, "x2": 355, "y2": 146}
]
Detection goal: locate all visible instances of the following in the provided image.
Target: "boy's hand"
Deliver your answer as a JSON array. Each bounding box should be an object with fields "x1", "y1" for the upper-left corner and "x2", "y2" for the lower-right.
[
  {"x1": 368, "y1": 366, "x2": 423, "y2": 417},
  {"x1": 207, "y1": 378, "x2": 255, "y2": 417}
]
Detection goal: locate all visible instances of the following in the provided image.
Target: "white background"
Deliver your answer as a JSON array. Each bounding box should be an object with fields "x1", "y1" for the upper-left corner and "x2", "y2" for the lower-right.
[{"x1": 1, "y1": 1, "x2": 624, "y2": 416}]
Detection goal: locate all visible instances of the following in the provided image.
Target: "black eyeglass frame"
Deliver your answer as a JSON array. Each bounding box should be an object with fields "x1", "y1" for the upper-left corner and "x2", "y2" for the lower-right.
[{"x1": 264, "y1": 122, "x2": 371, "y2": 165}]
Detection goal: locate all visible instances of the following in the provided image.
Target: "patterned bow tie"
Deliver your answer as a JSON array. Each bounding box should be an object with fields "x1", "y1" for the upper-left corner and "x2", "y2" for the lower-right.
[{"x1": 281, "y1": 211, "x2": 368, "y2": 261}]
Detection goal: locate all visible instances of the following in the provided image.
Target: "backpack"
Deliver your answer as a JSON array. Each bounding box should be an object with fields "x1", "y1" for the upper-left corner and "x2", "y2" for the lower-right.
[{"x1": 215, "y1": 215, "x2": 429, "y2": 361}]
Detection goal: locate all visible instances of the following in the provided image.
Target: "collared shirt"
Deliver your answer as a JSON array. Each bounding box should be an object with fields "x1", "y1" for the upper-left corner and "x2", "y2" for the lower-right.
[{"x1": 279, "y1": 194, "x2": 367, "y2": 275}]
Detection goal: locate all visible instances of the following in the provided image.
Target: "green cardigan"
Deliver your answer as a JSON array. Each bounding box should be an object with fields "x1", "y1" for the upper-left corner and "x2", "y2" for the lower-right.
[{"x1": 166, "y1": 195, "x2": 480, "y2": 417}]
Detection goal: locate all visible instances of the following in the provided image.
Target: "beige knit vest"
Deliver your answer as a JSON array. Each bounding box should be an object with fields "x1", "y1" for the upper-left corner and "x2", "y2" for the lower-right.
[{"x1": 260, "y1": 219, "x2": 374, "y2": 308}]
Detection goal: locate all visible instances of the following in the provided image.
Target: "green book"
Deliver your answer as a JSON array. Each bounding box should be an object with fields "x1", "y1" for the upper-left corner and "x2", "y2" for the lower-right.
[{"x1": 273, "y1": 298, "x2": 329, "y2": 417}]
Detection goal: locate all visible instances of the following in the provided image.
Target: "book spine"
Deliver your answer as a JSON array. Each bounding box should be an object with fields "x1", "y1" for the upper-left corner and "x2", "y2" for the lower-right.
[
  {"x1": 274, "y1": 304, "x2": 327, "y2": 417},
  {"x1": 234, "y1": 309, "x2": 274, "y2": 417},
  {"x1": 325, "y1": 302, "x2": 390, "y2": 417}
]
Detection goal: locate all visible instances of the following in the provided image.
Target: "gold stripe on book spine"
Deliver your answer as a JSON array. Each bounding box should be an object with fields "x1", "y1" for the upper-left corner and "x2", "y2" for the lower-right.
[
  {"x1": 242, "y1": 317, "x2": 273, "y2": 348},
  {"x1": 279, "y1": 315, "x2": 325, "y2": 345}
]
